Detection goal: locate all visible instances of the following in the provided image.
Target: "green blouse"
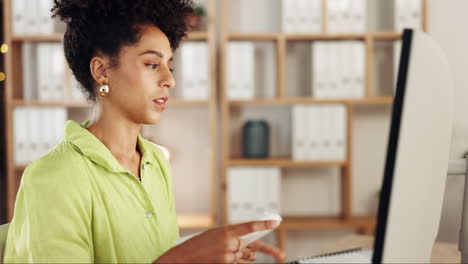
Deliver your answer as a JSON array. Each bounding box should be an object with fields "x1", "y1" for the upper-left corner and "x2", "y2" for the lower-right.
[{"x1": 3, "y1": 120, "x2": 179, "y2": 263}]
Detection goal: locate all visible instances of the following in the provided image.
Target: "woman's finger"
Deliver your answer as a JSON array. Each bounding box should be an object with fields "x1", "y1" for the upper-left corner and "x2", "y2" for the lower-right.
[
  {"x1": 248, "y1": 240, "x2": 285, "y2": 260},
  {"x1": 241, "y1": 248, "x2": 254, "y2": 259},
  {"x1": 237, "y1": 250, "x2": 256, "y2": 264}
]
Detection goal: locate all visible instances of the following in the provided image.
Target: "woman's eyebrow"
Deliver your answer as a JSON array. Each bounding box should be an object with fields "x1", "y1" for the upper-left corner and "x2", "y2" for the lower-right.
[{"x1": 138, "y1": 50, "x2": 173, "y2": 61}]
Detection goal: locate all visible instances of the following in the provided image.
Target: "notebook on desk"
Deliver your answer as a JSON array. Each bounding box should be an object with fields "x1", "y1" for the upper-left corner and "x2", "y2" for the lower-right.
[
  {"x1": 288, "y1": 28, "x2": 454, "y2": 263},
  {"x1": 291, "y1": 248, "x2": 373, "y2": 264}
]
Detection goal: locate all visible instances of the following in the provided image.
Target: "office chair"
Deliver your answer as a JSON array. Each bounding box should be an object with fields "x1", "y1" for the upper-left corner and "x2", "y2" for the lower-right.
[{"x1": 0, "y1": 223, "x2": 9, "y2": 264}]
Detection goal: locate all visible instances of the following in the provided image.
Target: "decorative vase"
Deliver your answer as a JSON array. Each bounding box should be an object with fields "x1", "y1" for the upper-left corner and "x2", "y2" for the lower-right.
[{"x1": 242, "y1": 120, "x2": 270, "y2": 158}]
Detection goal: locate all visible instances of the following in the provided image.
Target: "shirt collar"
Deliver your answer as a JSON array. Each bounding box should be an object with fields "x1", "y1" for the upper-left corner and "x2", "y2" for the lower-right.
[{"x1": 64, "y1": 120, "x2": 154, "y2": 173}]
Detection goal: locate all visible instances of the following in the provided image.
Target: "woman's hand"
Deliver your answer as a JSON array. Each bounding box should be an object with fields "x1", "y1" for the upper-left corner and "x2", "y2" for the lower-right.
[
  {"x1": 154, "y1": 220, "x2": 281, "y2": 263},
  {"x1": 237, "y1": 240, "x2": 286, "y2": 263}
]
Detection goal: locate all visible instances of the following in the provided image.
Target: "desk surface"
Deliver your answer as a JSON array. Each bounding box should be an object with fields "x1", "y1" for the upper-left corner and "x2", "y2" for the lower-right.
[{"x1": 319, "y1": 235, "x2": 460, "y2": 263}]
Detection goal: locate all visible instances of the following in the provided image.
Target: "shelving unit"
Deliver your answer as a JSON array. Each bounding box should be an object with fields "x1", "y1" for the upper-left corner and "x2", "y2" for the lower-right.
[
  {"x1": 220, "y1": 0, "x2": 427, "y2": 260},
  {"x1": 2, "y1": 0, "x2": 218, "y2": 230}
]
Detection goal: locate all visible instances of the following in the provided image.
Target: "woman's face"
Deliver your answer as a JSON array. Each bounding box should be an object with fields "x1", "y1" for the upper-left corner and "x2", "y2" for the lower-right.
[{"x1": 101, "y1": 24, "x2": 175, "y2": 125}]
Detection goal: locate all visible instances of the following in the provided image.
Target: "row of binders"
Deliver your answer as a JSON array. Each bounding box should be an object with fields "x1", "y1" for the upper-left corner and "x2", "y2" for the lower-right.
[
  {"x1": 178, "y1": 42, "x2": 210, "y2": 100},
  {"x1": 292, "y1": 104, "x2": 347, "y2": 161},
  {"x1": 395, "y1": 0, "x2": 423, "y2": 32},
  {"x1": 281, "y1": 0, "x2": 422, "y2": 33},
  {"x1": 282, "y1": 0, "x2": 323, "y2": 33},
  {"x1": 227, "y1": 42, "x2": 255, "y2": 100},
  {"x1": 22, "y1": 42, "x2": 85, "y2": 102},
  {"x1": 227, "y1": 167, "x2": 281, "y2": 224},
  {"x1": 13, "y1": 107, "x2": 67, "y2": 165},
  {"x1": 282, "y1": 0, "x2": 366, "y2": 33},
  {"x1": 12, "y1": 0, "x2": 61, "y2": 35},
  {"x1": 326, "y1": 0, "x2": 367, "y2": 33},
  {"x1": 227, "y1": 41, "x2": 366, "y2": 99},
  {"x1": 312, "y1": 41, "x2": 366, "y2": 99}
]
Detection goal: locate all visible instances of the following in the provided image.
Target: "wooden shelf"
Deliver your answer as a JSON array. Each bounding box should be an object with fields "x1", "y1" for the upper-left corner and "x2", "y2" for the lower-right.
[
  {"x1": 226, "y1": 32, "x2": 402, "y2": 41},
  {"x1": 169, "y1": 99, "x2": 210, "y2": 106},
  {"x1": 228, "y1": 97, "x2": 394, "y2": 106},
  {"x1": 11, "y1": 99, "x2": 210, "y2": 107},
  {"x1": 371, "y1": 32, "x2": 403, "y2": 40},
  {"x1": 11, "y1": 100, "x2": 92, "y2": 108},
  {"x1": 12, "y1": 33, "x2": 64, "y2": 42},
  {"x1": 228, "y1": 33, "x2": 282, "y2": 41},
  {"x1": 227, "y1": 158, "x2": 346, "y2": 168},
  {"x1": 286, "y1": 33, "x2": 366, "y2": 41},
  {"x1": 186, "y1": 31, "x2": 209, "y2": 41},
  {"x1": 12, "y1": 31, "x2": 209, "y2": 43},
  {"x1": 177, "y1": 214, "x2": 215, "y2": 229},
  {"x1": 280, "y1": 216, "x2": 376, "y2": 230}
]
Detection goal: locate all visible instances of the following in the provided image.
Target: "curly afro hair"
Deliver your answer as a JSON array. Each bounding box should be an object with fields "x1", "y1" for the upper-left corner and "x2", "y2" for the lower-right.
[{"x1": 51, "y1": 0, "x2": 194, "y2": 102}]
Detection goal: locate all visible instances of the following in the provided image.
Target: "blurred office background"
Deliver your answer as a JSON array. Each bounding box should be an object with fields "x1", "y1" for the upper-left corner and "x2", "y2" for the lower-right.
[{"x1": 1, "y1": 0, "x2": 468, "y2": 262}]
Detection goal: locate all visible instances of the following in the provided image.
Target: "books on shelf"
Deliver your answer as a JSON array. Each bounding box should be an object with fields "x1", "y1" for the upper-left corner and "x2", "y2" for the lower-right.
[
  {"x1": 227, "y1": 42, "x2": 255, "y2": 100},
  {"x1": 13, "y1": 107, "x2": 66, "y2": 165},
  {"x1": 312, "y1": 41, "x2": 365, "y2": 99},
  {"x1": 327, "y1": 0, "x2": 367, "y2": 33},
  {"x1": 282, "y1": 0, "x2": 322, "y2": 33},
  {"x1": 292, "y1": 104, "x2": 347, "y2": 161},
  {"x1": 23, "y1": 43, "x2": 65, "y2": 101},
  {"x1": 227, "y1": 167, "x2": 281, "y2": 224},
  {"x1": 395, "y1": 0, "x2": 423, "y2": 32},
  {"x1": 180, "y1": 42, "x2": 210, "y2": 100},
  {"x1": 22, "y1": 43, "x2": 38, "y2": 101},
  {"x1": 12, "y1": 0, "x2": 55, "y2": 35}
]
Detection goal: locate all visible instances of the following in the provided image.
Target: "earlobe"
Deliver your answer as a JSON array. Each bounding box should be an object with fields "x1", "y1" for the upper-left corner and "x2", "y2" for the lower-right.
[{"x1": 90, "y1": 56, "x2": 110, "y2": 84}]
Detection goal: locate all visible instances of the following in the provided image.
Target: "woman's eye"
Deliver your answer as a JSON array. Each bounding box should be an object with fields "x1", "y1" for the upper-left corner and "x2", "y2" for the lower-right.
[
  {"x1": 169, "y1": 68, "x2": 175, "y2": 73},
  {"x1": 147, "y1": 64, "x2": 159, "y2": 70}
]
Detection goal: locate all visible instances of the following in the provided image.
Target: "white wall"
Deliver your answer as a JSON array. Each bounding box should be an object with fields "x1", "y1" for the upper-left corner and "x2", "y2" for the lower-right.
[{"x1": 428, "y1": 0, "x2": 468, "y2": 243}]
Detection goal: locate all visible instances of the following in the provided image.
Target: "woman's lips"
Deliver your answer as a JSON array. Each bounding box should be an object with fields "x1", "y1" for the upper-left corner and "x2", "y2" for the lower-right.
[{"x1": 153, "y1": 97, "x2": 168, "y2": 109}]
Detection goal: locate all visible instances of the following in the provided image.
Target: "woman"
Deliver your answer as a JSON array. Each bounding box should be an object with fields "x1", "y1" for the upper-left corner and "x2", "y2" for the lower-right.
[{"x1": 3, "y1": 0, "x2": 284, "y2": 263}]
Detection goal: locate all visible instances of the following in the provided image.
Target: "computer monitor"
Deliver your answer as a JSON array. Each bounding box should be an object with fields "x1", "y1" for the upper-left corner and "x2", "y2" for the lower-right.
[{"x1": 372, "y1": 29, "x2": 454, "y2": 263}]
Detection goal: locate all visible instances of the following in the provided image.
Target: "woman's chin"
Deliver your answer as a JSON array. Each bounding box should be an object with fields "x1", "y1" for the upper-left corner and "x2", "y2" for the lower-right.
[{"x1": 146, "y1": 112, "x2": 163, "y2": 125}]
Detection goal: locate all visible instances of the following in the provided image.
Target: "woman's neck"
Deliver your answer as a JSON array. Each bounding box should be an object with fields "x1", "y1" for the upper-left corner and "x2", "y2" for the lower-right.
[{"x1": 86, "y1": 106, "x2": 143, "y2": 161}]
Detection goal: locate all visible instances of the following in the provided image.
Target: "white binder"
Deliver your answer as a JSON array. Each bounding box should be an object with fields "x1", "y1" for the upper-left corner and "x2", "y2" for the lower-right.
[
  {"x1": 54, "y1": 108, "x2": 67, "y2": 147},
  {"x1": 241, "y1": 43, "x2": 255, "y2": 99},
  {"x1": 292, "y1": 105, "x2": 308, "y2": 161},
  {"x1": 197, "y1": 42, "x2": 210, "y2": 100},
  {"x1": 352, "y1": 42, "x2": 366, "y2": 98},
  {"x1": 281, "y1": 0, "x2": 297, "y2": 33},
  {"x1": 409, "y1": 0, "x2": 423, "y2": 30},
  {"x1": 350, "y1": 0, "x2": 367, "y2": 33},
  {"x1": 37, "y1": 43, "x2": 52, "y2": 101},
  {"x1": 227, "y1": 42, "x2": 240, "y2": 99},
  {"x1": 308, "y1": 0, "x2": 322, "y2": 33},
  {"x1": 24, "y1": 0, "x2": 39, "y2": 35},
  {"x1": 50, "y1": 43, "x2": 65, "y2": 101},
  {"x1": 22, "y1": 43, "x2": 38, "y2": 101},
  {"x1": 307, "y1": 106, "x2": 320, "y2": 160},
  {"x1": 331, "y1": 104, "x2": 347, "y2": 161},
  {"x1": 255, "y1": 167, "x2": 267, "y2": 216},
  {"x1": 38, "y1": 0, "x2": 54, "y2": 34},
  {"x1": 13, "y1": 108, "x2": 28, "y2": 164},
  {"x1": 266, "y1": 167, "x2": 281, "y2": 214},
  {"x1": 327, "y1": 0, "x2": 339, "y2": 33},
  {"x1": 181, "y1": 42, "x2": 196, "y2": 99},
  {"x1": 12, "y1": 0, "x2": 26, "y2": 35},
  {"x1": 28, "y1": 108, "x2": 41, "y2": 161},
  {"x1": 42, "y1": 108, "x2": 53, "y2": 157},
  {"x1": 320, "y1": 106, "x2": 333, "y2": 159}
]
